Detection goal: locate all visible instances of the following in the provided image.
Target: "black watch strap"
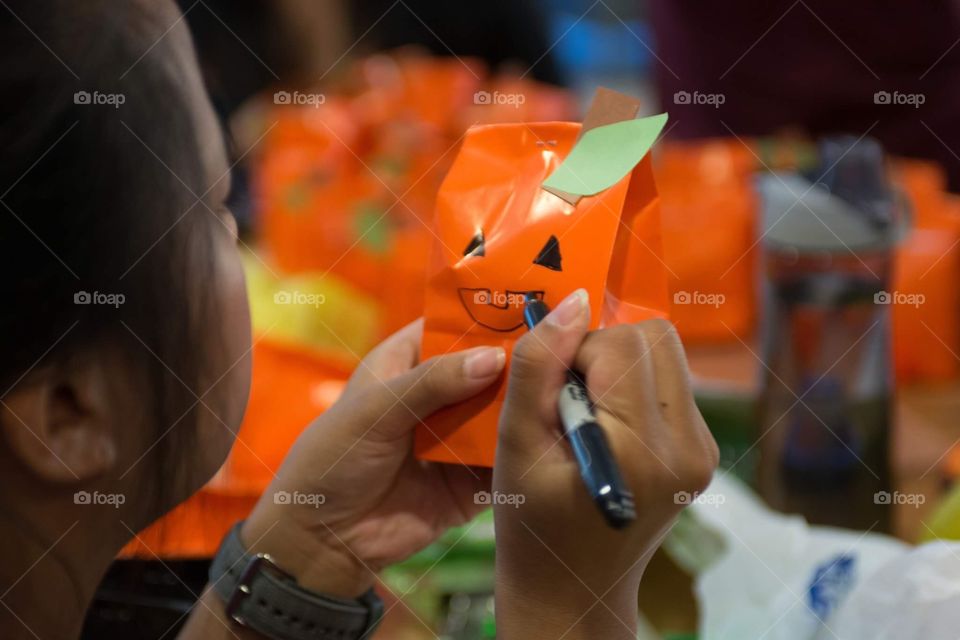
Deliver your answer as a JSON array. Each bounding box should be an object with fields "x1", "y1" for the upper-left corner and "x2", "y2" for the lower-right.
[{"x1": 210, "y1": 522, "x2": 383, "y2": 640}]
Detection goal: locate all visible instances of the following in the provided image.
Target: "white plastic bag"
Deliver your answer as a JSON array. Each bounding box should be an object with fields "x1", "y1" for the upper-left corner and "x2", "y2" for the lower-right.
[
  {"x1": 820, "y1": 540, "x2": 960, "y2": 640},
  {"x1": 665, "y1": 474, "x2": 908, "y2": 640}
]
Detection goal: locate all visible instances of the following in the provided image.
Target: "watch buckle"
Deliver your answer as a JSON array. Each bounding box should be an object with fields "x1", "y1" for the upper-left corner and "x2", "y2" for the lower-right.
[{"x1": 224, "y1": 552, "x2": 287, "y2": 624}]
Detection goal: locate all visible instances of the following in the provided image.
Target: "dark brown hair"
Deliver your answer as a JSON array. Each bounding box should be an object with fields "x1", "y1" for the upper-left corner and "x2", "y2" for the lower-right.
[{"x1": 0, "y1": 1, "x2": 222, "y2": 505}]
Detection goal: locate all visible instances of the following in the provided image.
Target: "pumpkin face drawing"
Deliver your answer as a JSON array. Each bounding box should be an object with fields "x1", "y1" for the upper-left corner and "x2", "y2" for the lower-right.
[
  {"x1": 456, "y1": 231, "x2": 563, "y2": 331},
  {"x1": 429, "y1": 124, "x2": 596, "y2": 337}
]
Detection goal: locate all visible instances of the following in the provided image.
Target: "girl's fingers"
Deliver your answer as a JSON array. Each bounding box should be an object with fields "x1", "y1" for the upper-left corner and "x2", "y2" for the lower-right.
[
  {"x1": 356, "y1": 345, "x2": 506, "y2": 441},
  {"x1": 345, "y1": 318, "x2": 424, "y2": 393}
]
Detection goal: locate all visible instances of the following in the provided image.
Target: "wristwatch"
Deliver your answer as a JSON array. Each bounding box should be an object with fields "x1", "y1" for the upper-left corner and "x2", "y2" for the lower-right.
[{"x1": 210, "y1": 522, "x2": 383, "y2": 640}]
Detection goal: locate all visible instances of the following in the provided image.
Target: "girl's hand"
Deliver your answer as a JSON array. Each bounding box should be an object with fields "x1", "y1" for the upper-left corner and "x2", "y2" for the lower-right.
[
  {"x1": 241, "y1": 319, "x2": 504, "y2": 597},
  {"x1": 492, "y1": 291, "x2": 719, "y2": 639}
]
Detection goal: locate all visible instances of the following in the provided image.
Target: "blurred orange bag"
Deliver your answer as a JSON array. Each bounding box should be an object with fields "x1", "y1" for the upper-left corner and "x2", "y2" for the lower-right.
[
  {"x1": 657, "y1": 139, "x2": 759, "y2": 343},
  {"x1": 416, "y1": 89, "x2": 671, "y2": 467}
]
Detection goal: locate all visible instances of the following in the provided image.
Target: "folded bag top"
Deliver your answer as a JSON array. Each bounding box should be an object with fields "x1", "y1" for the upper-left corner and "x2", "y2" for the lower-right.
[{"x1": 416, "y1": 88, "x2": 671, "y2": 467}]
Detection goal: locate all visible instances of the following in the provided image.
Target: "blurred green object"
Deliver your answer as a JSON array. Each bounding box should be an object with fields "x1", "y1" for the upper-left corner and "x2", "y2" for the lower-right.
[
  {"x1": 694, "y1": 388, "x2": 757, "y2": 486},
  {"x1": 353, "y1": 202, "x2": 392, "y2": 254},
  {"x1": 663, "y1": 509, "x2": 728, "y2": 577},
  {"x1": 922, "y1": 481, "x2": 960, "y2": 541},
  {"x1": 382, "y1": 509, "x2": 495, "y2": 635}
]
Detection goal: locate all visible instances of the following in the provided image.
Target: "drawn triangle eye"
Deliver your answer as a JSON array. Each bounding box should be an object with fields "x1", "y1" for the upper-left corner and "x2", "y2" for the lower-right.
[
  {"x1": 533, "y1": 235, "x2": 562, "y2": 271},
  {"x1": 463, "y1": 231, "x2": 485, "y2": 257}
]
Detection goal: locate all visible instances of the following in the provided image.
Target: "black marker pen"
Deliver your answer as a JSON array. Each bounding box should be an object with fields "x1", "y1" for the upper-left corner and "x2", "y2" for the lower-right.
[{"x1": 523, "y1": 293, "x2": 636, "y2": 529}]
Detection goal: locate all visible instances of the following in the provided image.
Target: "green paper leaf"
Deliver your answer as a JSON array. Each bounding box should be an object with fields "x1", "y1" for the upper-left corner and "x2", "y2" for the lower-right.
[
  {"x1": 543, "y1": 112, "x2": 668, "y2": 196},
  {"x1": 354, "y1": 204, "x2": 392, "y2": 254}
]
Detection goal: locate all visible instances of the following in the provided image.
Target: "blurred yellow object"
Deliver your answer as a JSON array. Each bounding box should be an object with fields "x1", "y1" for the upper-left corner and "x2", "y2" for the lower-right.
[
  {"x1": 920, "y1": 443, "x2": 960, "y2": 542},
  {"x1": 922, "y1": 482, "x2": 960, "y2": 542},
  {"x1": 243, "y1": 251, "x2": 381, "y2": 366}
]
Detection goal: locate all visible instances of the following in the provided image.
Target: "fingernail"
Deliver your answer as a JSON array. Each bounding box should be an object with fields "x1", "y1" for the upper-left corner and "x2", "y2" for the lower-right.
[
  {"x1": 546, "y1": 289, "x2": 589, "y2": 328},
  {"x1": 463, "y1": 346, "x2": 506, "y2": 380}
]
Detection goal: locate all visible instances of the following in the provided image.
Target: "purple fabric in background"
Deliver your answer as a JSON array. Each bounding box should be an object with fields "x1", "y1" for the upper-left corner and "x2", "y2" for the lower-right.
[{"x1": 648, "y1": 0, "x2": 960, "y2": 190}]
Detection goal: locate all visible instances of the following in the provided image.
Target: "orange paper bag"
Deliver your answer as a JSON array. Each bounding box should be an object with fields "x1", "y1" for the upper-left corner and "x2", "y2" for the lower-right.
[{"x1": 416, "y1": 89, "x2": 671, "y2": 467}]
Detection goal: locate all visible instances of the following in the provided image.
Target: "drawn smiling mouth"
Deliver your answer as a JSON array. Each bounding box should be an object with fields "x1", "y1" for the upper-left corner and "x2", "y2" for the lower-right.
[{"x1": 458, "y1": 288, "x2": 544, "y2": 332}]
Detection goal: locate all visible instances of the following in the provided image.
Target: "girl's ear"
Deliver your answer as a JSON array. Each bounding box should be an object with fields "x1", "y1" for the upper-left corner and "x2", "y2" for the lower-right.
[{"x1": 0, "y1": 363, "x2": 117, "y2": 483}]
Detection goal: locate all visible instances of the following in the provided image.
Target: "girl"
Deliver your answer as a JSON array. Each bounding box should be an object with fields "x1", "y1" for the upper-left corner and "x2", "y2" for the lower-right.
[{"x1": 0, "y1": 1, "x2": 718, "y2": 638}]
